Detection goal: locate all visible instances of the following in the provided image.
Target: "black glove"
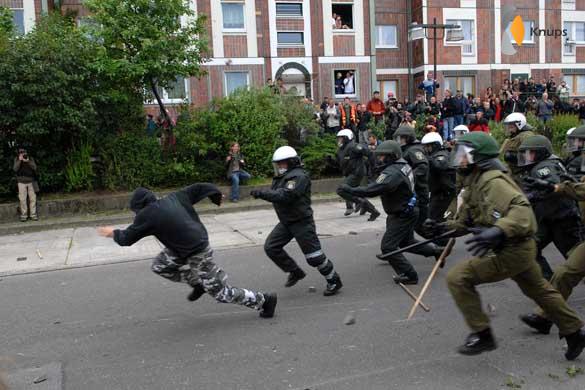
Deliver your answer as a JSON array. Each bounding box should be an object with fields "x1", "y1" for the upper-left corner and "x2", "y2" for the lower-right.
[
  {"x1": 209, "y1": 193, "x2": 223, "y2": 206},
  {"x1": 250, "y1": 190, "x2": 263, "y2": 199},
  {"x1": 338, "y1": 183, "x2": 352, "y2": 192},
  {"x1": 523, "y1": 176, "x2": 555, "y2": 194},
  {"x1": 422, "y1": 219, "x2": 449, "y2": 237},
  {"x1": 464, "y1": 226, "x2": 505, "y2": 257}
]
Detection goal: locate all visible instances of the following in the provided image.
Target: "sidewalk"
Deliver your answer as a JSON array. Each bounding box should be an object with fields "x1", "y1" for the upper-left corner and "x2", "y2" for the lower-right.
[{"x1": 0, "y1": 199, "x2": 385, "y2": 277}]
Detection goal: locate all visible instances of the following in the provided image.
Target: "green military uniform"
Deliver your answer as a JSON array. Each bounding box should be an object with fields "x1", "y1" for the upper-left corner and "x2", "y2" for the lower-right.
[
  {"x1": 564, "y1": 153, "x2": 585, "y2": 223},
  {"x1": 500, "y1": 129, "x2": 535, "y2": 185},
  {"x1": 442, "y1": 133, "x2": 584, "y2": 356}
]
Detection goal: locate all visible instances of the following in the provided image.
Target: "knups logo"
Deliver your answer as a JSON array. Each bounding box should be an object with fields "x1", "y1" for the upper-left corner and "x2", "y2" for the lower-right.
[{"x1": 501, "y1": 5, "x2": 567, "y2": 56}]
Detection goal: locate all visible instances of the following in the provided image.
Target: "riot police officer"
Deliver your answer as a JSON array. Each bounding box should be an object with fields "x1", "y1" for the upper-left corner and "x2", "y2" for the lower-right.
[
  {"x1": 564, "y1": 125, "x2": 585, "y2": 221},
  {"x1": 500, "y1": 113, "x2": 535, "y2": 185},
  {"x1": 393, "y1": 126, "x2": 432, "y2": 234},
  {"x1": 339, "y1": 141, "x2": 443, "y2": 285},
  {"x1": 334, "y1": 129, "x2": 380, "y2": 220},
  {"x1": 518, "y1": 135, "x2": 584, "y2": 280},
  {"x1": 252, "y1": 146, "x2": 343, "y2": 296},
  {"x1": 421, "y1": 132, "x2": 456, "y2": 223},
  {"x1": 426, "y1": 132, "x2": 585, "y2": 360},
  {"x1": 453, "y1": 125, "x2": 469, "y2": 140}
]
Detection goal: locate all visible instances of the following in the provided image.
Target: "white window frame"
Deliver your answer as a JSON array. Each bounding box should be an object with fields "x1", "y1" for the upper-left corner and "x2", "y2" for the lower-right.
[
  {"x1": 566, "y1": 21, "x2": 585, "y2": 44},
  {"x1": 444, "y1": 76, "x2": 475, "y2": 97},
  {"x1": 507, "y1": 20, "x2": 535, "y2": 44},
  {"x1": 224, "y1": 71, "x2": 250, "y2": 96},
  {"x1": 277, "y1": 31, "x2": 304, "y2": 47},
  {"x1": 564, "y1": 74, "x2": 585, "y2": 96},
  {"x1": 332, "y1": 1, "x2": 355, "y2": 33},
  {"x1": 563, "y1": 0, "x2": 576, "y2": 11},
  {"x1": 160, "y1": 77, "x2": 190, "y2": 104},
  {"x1": 221, "y1": 1, "x2": 246, "y2": 33},
  {"x1": 378, "y1": 80, "x2": 398, "y2": 98},
  {"x1": 275, "y1": 2, "x2": 303, "y2": 18},
  {"x1": 445, "y1": 19, "x2": 475, "y2": 57},
  {"x1": 333, "y1": 69, "x2": 358, "y2": 99},
  {"x1": 8, "y1": 6, "x2": 25, "y2": 35},
  {"x1": 375, "y1": 25, "x2": 398, "y2": 49}
]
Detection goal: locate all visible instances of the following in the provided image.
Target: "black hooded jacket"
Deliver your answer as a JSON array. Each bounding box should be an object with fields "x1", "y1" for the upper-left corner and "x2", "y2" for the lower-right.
[{"x1": 114, "y1": 183, "x2": 222, "y2": 259}]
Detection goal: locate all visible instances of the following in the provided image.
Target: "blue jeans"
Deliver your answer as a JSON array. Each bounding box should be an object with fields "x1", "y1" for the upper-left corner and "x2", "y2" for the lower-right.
[
  {"x1": 454, "y1": 115, "x2": 464, "y2": 127},
  {"x1": 442, "y1": 117, "x2": 455, "y2": 141},
  {"x1": 229, "y1": 171, "x2": 251, "y2": 200}
]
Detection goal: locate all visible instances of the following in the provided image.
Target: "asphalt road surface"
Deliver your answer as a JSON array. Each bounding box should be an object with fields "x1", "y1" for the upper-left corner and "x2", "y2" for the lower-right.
[{"x1": 1, "y1": 231, "x2": 585, "y2": 389}]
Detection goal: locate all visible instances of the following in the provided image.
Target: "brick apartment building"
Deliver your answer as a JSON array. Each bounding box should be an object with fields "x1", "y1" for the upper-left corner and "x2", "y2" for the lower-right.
[{"x1": 6, "y1": 0, "x2": 585, "y2": 109}]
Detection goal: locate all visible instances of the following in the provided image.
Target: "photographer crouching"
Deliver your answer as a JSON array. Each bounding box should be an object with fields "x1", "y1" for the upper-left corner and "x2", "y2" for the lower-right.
[{"x1": 13, "y1": 148, "x2": 38, "y2": 222}]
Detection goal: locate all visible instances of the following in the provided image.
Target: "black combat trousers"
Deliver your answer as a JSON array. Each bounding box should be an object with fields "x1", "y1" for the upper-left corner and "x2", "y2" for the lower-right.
[
  {"x1": 535, "y1": 216, "x2": 585, "y2": 280},
  {"x1": 264, "y1": 218, "x2": 336, "y2": 279},
  {"x1": 337, "y1": 174, "x2": 363, "y2": 210}
]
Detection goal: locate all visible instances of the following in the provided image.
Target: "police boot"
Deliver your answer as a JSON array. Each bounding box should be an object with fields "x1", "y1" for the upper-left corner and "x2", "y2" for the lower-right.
[
  {"x1": 457, "y1": 328, "x2": 497, "y2": 356},
  {"x1": 187, "y1": 284, "x2": 206, "y2": 302},
  {"x1": 344, "y1": 208, "x2": 353, "y2": 216},
  {"x1": 393, "y1": 273, "x2": 418, "y2": 285},
  {"x1": 361, "y1": 200, "x2": 380, "y2": 221},
  {"x1": 285, "y1": 268, "x2": 306, "y2": 287},
  {"x1": 565, "y1": 329, "x2": 585, "y2": 361},
  {"x1": 324, "y1": 272, "x2": 343, "y2": 296},
  {"x1": 353, "y1": 200, "x2": 362, "y2": 214},
  {"x1": 259, "y1": 293, "x2": 277, "y2": 318},
  {"x1": 519, "y1": 314, "x2": 553, "y2": 335}
]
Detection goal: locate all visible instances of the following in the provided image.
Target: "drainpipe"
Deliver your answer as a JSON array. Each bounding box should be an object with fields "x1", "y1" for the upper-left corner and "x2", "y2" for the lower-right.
[
  {"x1": 369, "y1": 0, "x2": 377, "y2": 95},
  {"x1": 407, "y1": 0, "x2": 414, "y2": 101}
]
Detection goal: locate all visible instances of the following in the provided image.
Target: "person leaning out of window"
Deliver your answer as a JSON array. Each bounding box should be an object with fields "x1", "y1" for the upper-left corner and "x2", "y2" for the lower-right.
[
  {"x1": 226, "y1": 142, "x2": 251, "y2": 203},
  {"x1": 13, "y1": 148, "x2": 39, "y2": 222}
]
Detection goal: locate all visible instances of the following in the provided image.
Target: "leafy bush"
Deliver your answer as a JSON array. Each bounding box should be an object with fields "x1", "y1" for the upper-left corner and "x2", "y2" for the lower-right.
[
  {"x1": 300, "y1": 134, "x2": 338, "y2": 178},
  {"x1": 65, "y1": 143, "x2": 94, "y2": 192},
  {"x1": 367, "y1": 120, "x2": 385, "y2": 140}
]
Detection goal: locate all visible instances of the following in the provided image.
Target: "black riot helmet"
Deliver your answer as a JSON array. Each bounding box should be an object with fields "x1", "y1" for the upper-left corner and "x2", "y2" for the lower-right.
[{"x1": 517, "y1": 135, "x2": 553, "y2": 168}]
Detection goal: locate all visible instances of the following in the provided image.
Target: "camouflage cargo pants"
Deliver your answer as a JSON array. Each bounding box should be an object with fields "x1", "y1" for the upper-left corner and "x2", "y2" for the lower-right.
[{"x1": 151, "y1": 246, "x2": 265, "y2": 310}]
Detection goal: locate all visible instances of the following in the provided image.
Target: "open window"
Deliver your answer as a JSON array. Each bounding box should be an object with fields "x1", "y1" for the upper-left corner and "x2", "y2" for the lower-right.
[
  {"x1": 153, "y1": 77, "x2": 189, "y2": 103},
  {"x1": 334, "y1": 69, "x2": 357, "y2": 98},
  {"x1": 331, "y1": 3, "x2": 353, "y2": 30}
]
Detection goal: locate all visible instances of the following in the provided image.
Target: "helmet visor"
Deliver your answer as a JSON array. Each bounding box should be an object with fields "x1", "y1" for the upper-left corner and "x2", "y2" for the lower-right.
[
  {"x1": 450, "y1": 144, "x2": 475, "y2": 168},
  {"x1": 273, "y1": 161, "x2": 288, "y2": 177},
  {"x1": 395, "y1": 135, "x2": 408, "y2": 146},
  {"x1": 567, "y1": 136, "x2": 585, "y2": 153},
  {"x1": 517, "y1": 149, "x2": 536, "y2": 167},
  {"x1": 453, "y1": 130, "x2": 467, "y2": 140},
  {"x1": 504, "y1": 123, "x2": 518, "y2": 137}
]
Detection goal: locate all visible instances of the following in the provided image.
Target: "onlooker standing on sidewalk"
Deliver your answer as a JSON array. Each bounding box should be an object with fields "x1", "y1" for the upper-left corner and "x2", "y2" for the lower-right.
[
  {"x1": 504, "y1": 91, "x2": 525, "y2": 116},
  {"x1": 537, "y1": 92, "x2": 554, "y2": 123},
  {"x1": 441, "y1": 89, "x2": 456, "y2": 141},
  {"x1": 366, "y1": 91, "x2": 385, "y2": 123},
  {"x1": 340, "y1": 97, "x2": 357, "y2": 136},
  {"x1": 559, "y1": 80, "x2": 571, "y2": 103},
  {"x1": 453, "y1": 90, "x2": 467, "y2": 127},
  {"x1": 579, "y1": 100, "x2": 585, "y2": 125},
  {"x1": 356, "y1": 103, "x2": 372, "y2": 144},
  {"x1": 323, "y1": 98, "x2": 341, "y2": 134},
  {"x1": 226, "y1": 142, "x2": 251, "y2": 203},
  {"x1": 13, "y1": 148, "x2": 38, "y2": 222}
]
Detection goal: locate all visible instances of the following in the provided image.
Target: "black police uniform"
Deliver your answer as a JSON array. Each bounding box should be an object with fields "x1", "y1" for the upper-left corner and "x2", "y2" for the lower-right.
[
  {"x1": 402, "y1": 142, "x2": 431, "y2": 233},
  {"x1": 523, "y1": 156, "x2": 585, "y2": 280},
  {"x1": 428, "y1": 148, "x2": 457, "y2": 221},
  {"x1": 335, "y1": 140, "x2": 380, "y2": 217},
  {"x1": 259, "y1": 167, "x2": 338, "y2": 281},
  {"x1": 345, "y1": 159, "x2": 439, "y2": 281}
]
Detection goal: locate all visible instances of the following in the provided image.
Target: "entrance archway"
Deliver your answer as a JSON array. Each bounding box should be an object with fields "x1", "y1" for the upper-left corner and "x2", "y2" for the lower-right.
[{"x1": 275, "y1": 62, "x2": 311, "y2": 98}]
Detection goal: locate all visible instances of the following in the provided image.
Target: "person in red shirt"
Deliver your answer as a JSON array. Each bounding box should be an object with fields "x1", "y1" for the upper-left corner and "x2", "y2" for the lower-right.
[
  {"x1": 366, "y1": 91, "x2": 385, "y2": 123},
  {"x1": 468, "y1": 110, "x2": 490, "y2": 133},
  {"x1": 493, "y1": 97, "x2": 504, "y2": 122}
]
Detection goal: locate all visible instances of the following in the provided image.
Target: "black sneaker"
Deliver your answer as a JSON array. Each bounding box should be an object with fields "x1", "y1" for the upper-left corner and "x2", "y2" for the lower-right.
[
  {"x1": 519, "y1": 314, "x2": 553, "y2": 335},
  {"x1": 457, "y1": 328, "x2": 497, "y2": 356},
  {"x1": 259, "y1": 293, "x2": 277, "y2": 318},
  {"x1": 323, "y1": 273, "x2": 343, "y2": 296},
  {"x1": 368, "y1": 210, "x2": 381, "y2": 222},
  {"x1": 565, "y1": 329, "x2": 585, "y2": 361},
  {"x1": 187, "y1": 284, "x2": 206, "y2": 302},
  {"x1": 344, "y1": 208, "x2": 353, "y2": 216},
  {"x1": 285, "y1": 269, "x2": 306, "y2": 287},
  {"x1": 393, "y1": 273, "x2": 418, "y2": 285}
]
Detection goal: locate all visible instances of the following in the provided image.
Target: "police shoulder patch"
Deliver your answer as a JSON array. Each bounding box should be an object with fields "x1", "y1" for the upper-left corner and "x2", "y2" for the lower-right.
[
  {"x1": 286, "y1": 180, "x2": 296, "y2": 190},
  {"x1": 436, "y1": 156, "x2": 445, "y2": 161},
  {"x1": 537, "y1": 167, "x2": 551, "y2": 177},
  {"x1": 376, "y1": 174, "x2": 387, "y2": 184},
  {"x1": 492, "y1": 210, "x2": 501, "y2": 220},
  {"x1": 415, "y1": 151, "x2": 425, "y2": 161}
]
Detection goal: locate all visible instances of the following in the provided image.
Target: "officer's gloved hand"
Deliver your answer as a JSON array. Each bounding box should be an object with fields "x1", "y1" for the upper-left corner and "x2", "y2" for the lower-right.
[
  {"x1": 465, "y1": 226, "x2": 505, "y2": 257},
  {"x1": 250, "y1": 190, "x2": 263, "y2": 199},
  {"x1": 422, "y1": 219, "x2": 448, "y2": 237},
  {"x1": 523, "y1": 177, "x2": 556, "y2": 194},
  {"x1": 209, "y1": 193, "x2": 223, "y2": 206}
]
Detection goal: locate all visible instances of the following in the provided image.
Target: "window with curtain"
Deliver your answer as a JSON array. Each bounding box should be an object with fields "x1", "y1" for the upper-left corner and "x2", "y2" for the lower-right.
[
  {"x1": 225, "y1": 72, "x2": 249, "y2": 95},
  {"x1": 222, "y1": 2, "x2": 245, "y2": 31},
  {"x1": 445, "y1": 19, "x2": 475, "y2": 56},
  {"x1": 10, "y1": 8, "x2": 24, "y2": 35},
  {"x1": 378, "y1": 80, "x2": 398, "y2": 98},
  {"x1": 376, "y1": 25, "x2": 397, "y2": 48},
  {"x1": 444, "y1": 76, "x2": 475, "y2": 97},
  {"x1": 564, "y1": 75, "x2": 585, "y2": 96},
  {"x1": 276, "y1": 3, "x2": 303, "y2": 17}
]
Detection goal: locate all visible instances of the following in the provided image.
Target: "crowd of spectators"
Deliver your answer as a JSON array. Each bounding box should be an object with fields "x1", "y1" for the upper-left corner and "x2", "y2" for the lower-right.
[{"x1": 311, "y1": 73, "x2": 585, "y2": 143}]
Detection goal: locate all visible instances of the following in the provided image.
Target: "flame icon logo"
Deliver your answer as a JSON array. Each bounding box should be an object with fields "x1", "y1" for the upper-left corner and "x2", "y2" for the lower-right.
[{"x1": 509, "y1": 15, "x2": 525, "y2": 46}]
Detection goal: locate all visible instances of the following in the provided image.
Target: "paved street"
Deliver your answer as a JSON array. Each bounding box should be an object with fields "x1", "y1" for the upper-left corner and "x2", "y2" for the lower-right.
[{"x1": 1, "y1": 202, "x2": 585, "y2": 389}]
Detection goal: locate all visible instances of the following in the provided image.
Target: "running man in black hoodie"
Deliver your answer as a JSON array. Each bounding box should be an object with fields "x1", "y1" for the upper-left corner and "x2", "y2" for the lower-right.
[{"x1": 97, "y1": 183, "x2": 277, "y2": 318}]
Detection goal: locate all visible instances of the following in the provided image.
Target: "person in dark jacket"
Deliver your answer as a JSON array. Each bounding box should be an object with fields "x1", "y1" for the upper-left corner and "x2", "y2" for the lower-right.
[
  {"x1": 251, "y1": 146, "x2": 343, "y2": 296},
  {"x1": 441, "y1": 89, "x2": 457, "y2": 141},
  {"x1": 13, "y1": 148, "x2": 38, "y2": 222},
  {"x1": 334, "y1": 129, "x2": 381, "y2": 220},
  {"x1": 97, "y1": 184, "x2": 277, "y2": 318},
  {"x1": 226, "y1": 142, "x2": 251, "y2": 202},
  {"x1": 504, "y1": 91, "x2": 526, "y2": 116}
]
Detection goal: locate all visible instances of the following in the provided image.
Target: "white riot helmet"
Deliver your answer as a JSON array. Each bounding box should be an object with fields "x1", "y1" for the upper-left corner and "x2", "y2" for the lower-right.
[
  {"x1": 272, "y1": 146, "x2": 300, "y2": 176},
  {"x1": 567, "y1": 127, "x2": 576, "y2": 136},
  {"x1": 421, "y1": 132, "x2": 443, "y2": 155},
  {"x1": 503, "y1": 112, "x2": 527, "y2": 136},
  {"x1": 336, "y1": 129, "x2": 354, "y2": 147},
  {"x1": 453, "y1": 125, "x2": 469, "y2": 140}
]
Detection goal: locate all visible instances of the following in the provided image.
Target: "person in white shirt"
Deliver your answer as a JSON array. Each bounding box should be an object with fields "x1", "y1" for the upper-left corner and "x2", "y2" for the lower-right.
[{"x1": 343, "y1": 71, "x2": 355, "y2": 94}]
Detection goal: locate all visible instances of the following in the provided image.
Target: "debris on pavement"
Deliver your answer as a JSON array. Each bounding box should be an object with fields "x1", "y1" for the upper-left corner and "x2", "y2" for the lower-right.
[
  {"x1": 36, "y1": 249, "x2": 43, "y2": 259},
  {"x1": 33, "y1": 375, "x2": 48, "y2": 384},
  {"x1": 348, "y1": 231, "x2": 358, "y2": 235},
  {"x1": 17, "y1": 257, "x2": 27, "y2": 262},
  {"x1": 487, "y1": 303, "x2": 496, "y2": 316},
  {"x1": 308, "y1": 286, "x2": 317, "y2": 293},
  {"x1": 343, "y1": 311, "x2": 356, "y2": 325}
]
